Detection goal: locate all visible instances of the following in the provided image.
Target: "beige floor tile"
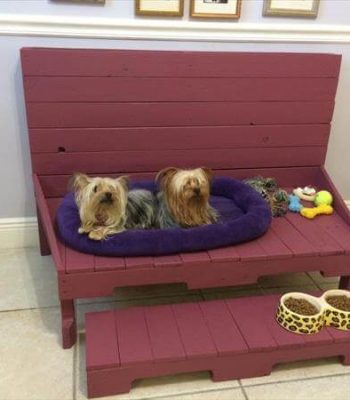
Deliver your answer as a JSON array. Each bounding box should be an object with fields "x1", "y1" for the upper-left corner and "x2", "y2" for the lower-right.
[
  {"x1": 241, "y1": 357, "x2": 350, "y2": 387},
  {"x1": 244, "y1": 374, "x2": 350, "y2": 400},
  {"x1": 77, "y1": 293, "x2": 203, "y2": 331},
  {"x1": 307, "y1": 271, "x2": 340, "y2": 284},
  {"x1": 0, "y1": 247, "x2": 59, "y2": 311},
  {"x1": 258, "y1": 272, "x2": 314, "y2": 288},
  {"x1": 75, "y1": 333, "x2": 240, "y2": 400},
  {"x1": 0, "y1": 308, "x2": 74, "y2": 400},
  {"x1": 317, "y1": 282, "x2": 340, "y2": 291},
  {"x1": 168, "y1": 388, "x2": 246, "y2": 400}
]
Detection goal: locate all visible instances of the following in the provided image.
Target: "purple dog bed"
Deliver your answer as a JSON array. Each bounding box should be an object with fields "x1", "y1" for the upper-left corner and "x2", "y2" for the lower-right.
[{"x1": 56, "y1": 177, "x2": 272, "y2": 257}]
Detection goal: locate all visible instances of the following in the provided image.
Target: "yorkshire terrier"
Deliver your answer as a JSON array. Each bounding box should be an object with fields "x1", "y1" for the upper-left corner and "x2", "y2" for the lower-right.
[
  {"x1": 70, "y1": 173, "x2": 156, "y2": 240},
  {"x1": 156, "y1": 167, "x2": 218, "y2": 228}
]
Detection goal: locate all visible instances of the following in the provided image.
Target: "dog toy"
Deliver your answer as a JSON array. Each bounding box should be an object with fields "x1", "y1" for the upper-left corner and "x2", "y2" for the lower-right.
[
  {"x1": 300, "y1": 204, "x2": 333, "y2": 219},
  {"x1": 244, "y1": 176, "x2": 289, "y2": 217},
  {"x1": 293, "y1": 186, "x2": 317, "y2": 202},
  {"x1": 314, "y1": 190, "x2": 333, "y2": 206},
  {"x1": 288, "y1": 194, "x2": 303, "y2": 212}
]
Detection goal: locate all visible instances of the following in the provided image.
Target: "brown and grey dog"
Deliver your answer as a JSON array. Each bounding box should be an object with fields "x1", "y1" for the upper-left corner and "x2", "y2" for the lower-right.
[
  {"x1": 156, "y1": 167, "x2": 218, "y2": 228},
  {"x1": 70, "y1": 173, "x2": 156, "y2": 240}
]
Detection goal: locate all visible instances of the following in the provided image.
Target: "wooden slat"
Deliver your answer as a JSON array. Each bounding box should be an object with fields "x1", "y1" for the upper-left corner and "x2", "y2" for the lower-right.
[
  {"x1": 235, "y1": 240, "x2": 268, "y2": 261},
  {"x1": 172, "y1": 303, "x2": 217, "y2": 359},
  {"x1": 285, "y1": 212, "x2": 344, "y2": 256},
  {"x1": 207, "y1": 247, "x2": 240, "y2": 262},
  {"x1": 21, "y1": 49, "x2": 341, "y2": 78},
  {"x1": 29, "y1": 125, "x2": 330, "y2": 153},
  {"x1": 256, "y1": 228, "x2": 293, "y2": 259},
  {"x1": 26, "y1": 101, "x2": 334, "y2": 128},
  {"x1": 154, "y1": 255, "x2": 183, "y2": 268},
  {"x1": 86, "y1": 311, "x2": 119, "y2": 370},
  {"x1": 24, "y1": 76, "x2": 338, "y2": 102},
  {"x1": 94, "y1": 256, "x2": 125, "y2": 271},
  {"x1": 39, "y1": 167, "x2": 320, "y2": 198},
  {"x1": 32, "y1": 147, "x2": 327, "y2": 175},
  {"x1": 114, "y1": 307, "x2": 153, "y2": 366},
  {"x1": 226, "y1": 297, "x2": 278, "y2": 351},
  {"x1": 180, "y1": 251, "x2": 211, "y2": 264},
  {"x1": 315, "y1": 213, "x2": 350, "y2": 254},
  {"x1": 125, "y1": 257, "x2": 154, "y2": 270},
  {"x1": 144, "y1": 305, "x2": 186, "y2": 362},
  {"x1": 270, "y1": 217, "x2": 318, "y2": 257},
  {"x1": 199, "y1": 301, "x2": 248, "y2": 355},
  {"x1": 65, "y1": 246, "x2": 95, "y2": 274}
]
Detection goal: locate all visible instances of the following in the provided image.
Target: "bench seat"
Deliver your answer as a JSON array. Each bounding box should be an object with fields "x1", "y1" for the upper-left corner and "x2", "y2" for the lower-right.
[{"x1": 85, "y1": 293, "x2": 350, "y2": 398}]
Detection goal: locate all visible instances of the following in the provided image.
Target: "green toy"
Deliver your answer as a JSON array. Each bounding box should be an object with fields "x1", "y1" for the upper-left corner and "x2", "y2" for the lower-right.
[{"x1": 314, "y1": 190, "x2": 333, "y2": 206}]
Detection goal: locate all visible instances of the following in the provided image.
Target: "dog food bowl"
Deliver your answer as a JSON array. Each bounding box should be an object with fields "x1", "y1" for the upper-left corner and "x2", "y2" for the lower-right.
[
  {"x1": 277, "y1": 292, "x2": 324, "y2": 334},
  {"x1": 322, "y1": 289, "x2": 350, "y2": 331}
]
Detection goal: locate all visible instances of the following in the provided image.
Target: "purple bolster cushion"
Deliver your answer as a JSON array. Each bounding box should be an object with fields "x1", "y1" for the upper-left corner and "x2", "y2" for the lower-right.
[{"x1": 56, "y1": 177, "x2": 272, "y2": 256}]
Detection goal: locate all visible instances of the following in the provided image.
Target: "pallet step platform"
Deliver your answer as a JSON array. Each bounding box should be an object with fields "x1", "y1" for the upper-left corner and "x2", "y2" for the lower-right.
[{"x1": 85, "y1": 293, "x2": 350, "y2": 398}]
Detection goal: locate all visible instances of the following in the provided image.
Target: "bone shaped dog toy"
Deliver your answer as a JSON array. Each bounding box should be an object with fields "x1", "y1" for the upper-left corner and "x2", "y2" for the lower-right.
[
  {"x1": 288, "y1": 194, "x2": 303, "y2": 213},
  {"x1": 300, "y1": 204, "x2": 333, "y2": 219}
]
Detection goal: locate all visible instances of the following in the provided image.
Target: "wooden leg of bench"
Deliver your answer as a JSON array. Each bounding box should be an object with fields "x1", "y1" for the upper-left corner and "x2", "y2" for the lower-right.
[
  {"x1": 342, "y1": 354, "x2": 350, "y2": 365},
  {"x1": 339, "y1": 276, "x2": 350, "y2": 291},
  {"x1": 37, "y1": 207, "x2": 51, "y2": 256},
  {"x1": 60, "y1": 299, "x2": 77, "y2": 349}
]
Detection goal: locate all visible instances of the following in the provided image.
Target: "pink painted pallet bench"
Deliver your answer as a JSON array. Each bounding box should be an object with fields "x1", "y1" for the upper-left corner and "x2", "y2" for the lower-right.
[
  {"x1": 86, "y1": 293, "x2": 350, "y2": 398},
  {"x1": 20, "y1": 48, "x2": 350, "y2": 354}
]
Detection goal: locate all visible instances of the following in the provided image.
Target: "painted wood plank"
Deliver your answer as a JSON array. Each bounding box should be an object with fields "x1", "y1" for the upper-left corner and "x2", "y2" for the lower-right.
[
  {"x1": 29, "y1": 125, "x2": 330, "y2": 154},
  {"x1": 86, "y1": 311, "x2": 120, "y2": 370},
  {"x1": 65, "y1": 246, "x2": 95, "y2": 274},
  {"x1": 24, "y1": 76, "x2": 338, "y2": 103},
  {"x1": 172, "y1": 303, "x2": 217, "y2": 359},
  {"x1": 315, "y1": 213, "x2": 350, "y2": 254},
  {"x1": 114, "y1": 307, "x2": 153, "y2": 366},
  {"x1": 325, "y1": 326, "x2": 350, "y2": 343},
  {"x1": 154, "y1": 255, "x2": 183, "y2": 268},
  {"x1": 180, "y1": 251, "x2": 211, "y2": 264},
  {"x1": 21, "y1": 49, "x2": 341, "y2": 78},
  {"x1": 26, "y1": 101, "x2": 334, "y2": 128},
  {"x1": 270, "y1": 217, "x2": 318, "y2": 257},
  {"x1": 144, "y1": 305, "x2": 186, "y2": 362},
  {"x1": 125, "y1": 257, "x2": 154, "y2": 270},
  {"x1": 207, "y1": 247, "x2": 240, "y2": 262},
  {"x1": 235, "y1": 240, "x2": 268, "y2": 261},
  {"x1": 285, "y1": 212, "x2": 344, "y2": 256},
  {"x1": 32, "y1": 147, "x2": 327, "y2": 175},
  {"x1": 94, "y1": 256, "x2": 125, "y2": 271},
  {"x1": 256, "y1": 227, "x2": 293, "y2": 259},
  {"x1": 199, "y1": 301, "x2": 248, "y2": 355},
  {"x1": 39, "y1": 167, "x2": 320, "y2": 199},
  {"x1": 226, "y1": 297, "x2": 278, "y2": 351}
]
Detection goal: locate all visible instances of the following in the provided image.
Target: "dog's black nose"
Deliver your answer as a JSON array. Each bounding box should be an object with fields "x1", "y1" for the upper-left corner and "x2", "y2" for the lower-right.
[
  {"x1": 105, "y1": 192, "x2": 112, "y2": 200},
  {"x1": 194, "y1": 188, "x2": 201, "y2": 195}
]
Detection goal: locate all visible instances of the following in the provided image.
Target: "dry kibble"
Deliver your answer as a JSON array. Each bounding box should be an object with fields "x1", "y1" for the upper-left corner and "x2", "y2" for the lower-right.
[
  {"x1": 284, "y1": 297, "x2": 319, "y2": 316},
  {"x1": 326, "y1": 295, "x2": 350, "y2": 311}
]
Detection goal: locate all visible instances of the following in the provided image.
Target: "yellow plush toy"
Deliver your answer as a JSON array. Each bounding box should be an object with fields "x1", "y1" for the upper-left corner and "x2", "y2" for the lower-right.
[{"x1": 300, "y1": 204, "x2": 333, "y2": 219}]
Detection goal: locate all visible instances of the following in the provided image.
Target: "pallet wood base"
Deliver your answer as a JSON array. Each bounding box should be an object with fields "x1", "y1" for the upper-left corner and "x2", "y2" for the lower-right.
[{"x1": 85, "y1": 294, "x2": 350, "y2": 398}]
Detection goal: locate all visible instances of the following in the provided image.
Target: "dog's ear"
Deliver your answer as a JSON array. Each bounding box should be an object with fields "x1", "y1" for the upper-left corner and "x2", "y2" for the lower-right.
[
  {"x1": 156, "y1": 167, "x2": 178, "y2": 188},
  {"x1": 116, "y1": 175, "x2": 129, "y2": 191},
  {"x1": 199, "y1": 167, "x2": 213, "y2": 183},
  {"x1": 69, "y1": 173, "x2": 91, "y2": 192}
]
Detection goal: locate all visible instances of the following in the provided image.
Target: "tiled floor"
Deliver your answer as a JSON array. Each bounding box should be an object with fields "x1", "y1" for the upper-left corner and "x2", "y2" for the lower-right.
[{"x1": 1, "y1": 247, "x2": 350, "y2": 400}]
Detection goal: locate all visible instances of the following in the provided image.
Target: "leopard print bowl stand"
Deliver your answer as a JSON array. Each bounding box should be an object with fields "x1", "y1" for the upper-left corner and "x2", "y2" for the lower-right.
[
  {"x1": 322, "y1": 289, "x2": 350, "y2": 331},
  {"x1": 276, "y1": 292, "x2": 324, "y2": 335}
]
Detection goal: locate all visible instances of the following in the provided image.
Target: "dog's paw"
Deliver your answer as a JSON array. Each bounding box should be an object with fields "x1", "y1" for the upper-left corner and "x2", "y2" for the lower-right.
[
  {"x1": 88, "y1": 230, "x2": 105, "y2": 241},
  {"x1": 78, "y1": 227, "x2": 85, "y2": 234}
]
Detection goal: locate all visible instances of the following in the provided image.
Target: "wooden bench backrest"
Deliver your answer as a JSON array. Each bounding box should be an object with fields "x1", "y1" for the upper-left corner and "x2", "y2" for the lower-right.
[{"x1": 21, "y1": 48, "x2": 341, "y2": 197}]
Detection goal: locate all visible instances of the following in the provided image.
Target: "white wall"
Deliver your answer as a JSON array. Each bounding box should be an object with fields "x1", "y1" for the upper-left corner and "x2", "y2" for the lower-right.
[{"x1": 1, "y1": 0, "x2": 350, "y2": 219}]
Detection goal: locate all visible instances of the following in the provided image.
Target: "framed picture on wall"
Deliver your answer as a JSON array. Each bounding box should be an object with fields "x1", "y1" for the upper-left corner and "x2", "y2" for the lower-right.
[
  {"x1": 263, "y1": 0, "x2": 320, "y2": 18},
  {"x1": 190, "y1": 0, "x2": 242, "y2": 19},
  {"x1": 135, "y1": 0, "x2": 184, "y2": 17}
]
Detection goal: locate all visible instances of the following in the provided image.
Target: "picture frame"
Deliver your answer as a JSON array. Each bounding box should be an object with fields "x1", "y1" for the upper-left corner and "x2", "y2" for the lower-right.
[
  {"x1": 263, "y1": 0, "x2": 320, "y2": 18},
  {"x1": 190, "y1": 0, "x2": 241, "y2": 20},
  {"x1": 135, "y1": 0, "x2": 184, "y2": 17}
]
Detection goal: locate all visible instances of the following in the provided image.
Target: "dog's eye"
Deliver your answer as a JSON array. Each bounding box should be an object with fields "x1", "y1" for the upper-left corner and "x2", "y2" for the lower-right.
[{"x1": 93, "y1": 186, "x2": 98, "y2": 193}]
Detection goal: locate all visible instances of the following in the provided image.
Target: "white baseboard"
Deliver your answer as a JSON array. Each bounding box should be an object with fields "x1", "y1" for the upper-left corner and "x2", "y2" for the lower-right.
[
  {"x1": 1, "y1": 13, "x2": 350, "y2": 43},
  {"x1": 0, "y1": 217, "x2": 39, "y2": 249},
  {"x1": 1, "y1": 200, "x2": 350, "y2": 249}
]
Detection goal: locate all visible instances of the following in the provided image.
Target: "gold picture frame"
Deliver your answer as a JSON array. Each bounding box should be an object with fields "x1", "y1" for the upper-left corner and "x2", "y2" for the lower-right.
[
  {"x1": 263, "y1": 0, "x2": 320, "y2": 18},
  {"x1": 136, "y1": 0, "x2": 184, "y2": 17},
  {"x1": 190, "y1": 0, "x2": 242, "y2": 20}
]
